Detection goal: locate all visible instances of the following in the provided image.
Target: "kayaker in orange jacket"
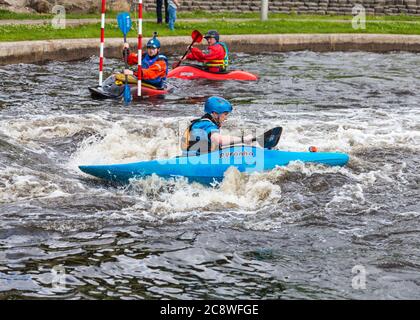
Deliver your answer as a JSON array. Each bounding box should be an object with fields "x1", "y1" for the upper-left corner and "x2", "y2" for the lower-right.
[
  {"x1": 123, "y1": 33, "x2": 169, "y2": 89},
  {"x1": 182, "y1": 30, "x2": 229, "y2": 73}
]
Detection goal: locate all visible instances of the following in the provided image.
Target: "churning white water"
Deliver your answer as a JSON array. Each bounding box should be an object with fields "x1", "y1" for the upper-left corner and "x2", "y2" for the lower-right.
[{"x1": 0, "y1": 52, "x2": 419, "y2": 299}]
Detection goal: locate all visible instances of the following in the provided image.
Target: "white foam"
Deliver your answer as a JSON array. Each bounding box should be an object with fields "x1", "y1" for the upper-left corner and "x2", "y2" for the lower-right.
[
  {"x1": 0, "y1": 113, "x2": 109, "y2": 149},
  {"x1": 255, "y1": 105, "x2": 420, "y2": 155},
  {"x1": 68, "y1": 117, "x2": 181, "y2": 171},
  {"x1": 0, "y1": 169, "x2": 62, "y2": 203},
  {"x1": 57, "y1": 91, "x2": 419, "y2": 227},
  {"x1": 395, "y1": 211, "x2": 420, "y2": 217},
  {"x1": 326, "y1": 183, "x2": 366, "y2": 214},
  {"x1": 120, "y1": 167, "x2": 281, "y2": 217}
]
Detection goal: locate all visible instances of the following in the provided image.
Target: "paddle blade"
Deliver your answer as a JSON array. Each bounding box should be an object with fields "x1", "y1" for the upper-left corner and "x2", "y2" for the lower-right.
[
  {"x1": 123, "y1": 83, "x2": 132, "y2": 104},
  {"x1": 172, "y1": 30, "x2": 203, "y2": 70},
  {"x1": 256, "y1": 127, "x2": 282, "y2": 149},
  {"x1": 191, "y1": 30, "x2": 203, "y2": 43},
  {"x1": 117, "y1": 12, "x2": 132, "y2": 36}
]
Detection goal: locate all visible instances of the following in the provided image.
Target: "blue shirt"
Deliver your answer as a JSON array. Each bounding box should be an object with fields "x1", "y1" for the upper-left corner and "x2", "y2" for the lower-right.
[
  {"x1": 184, "y1": 119, "x2": 219, "y2": 156},
  {"x1": 190, "y1": 119, "x2": 219, "y2": 139}
]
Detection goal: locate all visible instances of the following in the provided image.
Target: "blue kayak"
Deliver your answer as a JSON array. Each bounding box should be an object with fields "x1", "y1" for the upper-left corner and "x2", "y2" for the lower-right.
[{"x1": 79, "y1": 146, "x2": 349, "y2": 185}]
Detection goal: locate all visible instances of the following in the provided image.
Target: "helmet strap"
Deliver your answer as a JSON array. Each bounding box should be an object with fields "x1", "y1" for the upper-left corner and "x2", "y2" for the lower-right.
[{"x1": 211, "y1": 113, "x2": 222, "y2": 127}]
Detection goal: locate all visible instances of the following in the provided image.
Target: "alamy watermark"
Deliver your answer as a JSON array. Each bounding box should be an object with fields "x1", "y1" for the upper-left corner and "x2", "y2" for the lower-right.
[
  {"x1": 0, "y1": 266, "x2": 66, "y2": 290},
  {"x1": 51, "y1": 265, "x2": 67, "y2": 289},
  {"x1": 351, "y1": 265, "x2": 367, "y2": 290},
  {"x1": 51, "y1": 5, "x2": 66, "y2": 29},
  {"x1": 155, "y1": 120, "x2": 269, "y2": 172},
  {"x1": 0, "y1": 272, "x2": 32, "y2": 284},
  {"x1": 352, "y1": 4, "x2": 366, "y2": 30}
]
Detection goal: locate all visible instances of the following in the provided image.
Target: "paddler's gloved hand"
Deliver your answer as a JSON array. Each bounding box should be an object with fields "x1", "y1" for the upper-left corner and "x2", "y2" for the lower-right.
[
  {"x1": 242, "y1": 134, "x2": 254, "y2": 144},
  {"x1": 122, "y1": 43, "x2": 130, "y2": 58},
  {"x1": 123, "y1": 69, "x2": 134, "y2": 76}
]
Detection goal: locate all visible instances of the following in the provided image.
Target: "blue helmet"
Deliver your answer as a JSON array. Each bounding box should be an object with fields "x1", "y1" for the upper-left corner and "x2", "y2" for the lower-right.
[
  {"x1": 147, "y1": 32, "x2": 160, "y2": 48},
  {"x1": 204, "y1": 96, "x2": 232, "y2": 114}
]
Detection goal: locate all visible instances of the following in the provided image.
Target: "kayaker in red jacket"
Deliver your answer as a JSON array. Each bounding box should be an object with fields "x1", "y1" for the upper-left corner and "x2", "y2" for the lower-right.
[{"x1": 182, "y1": 30, "x2": 229, "y2": 73}]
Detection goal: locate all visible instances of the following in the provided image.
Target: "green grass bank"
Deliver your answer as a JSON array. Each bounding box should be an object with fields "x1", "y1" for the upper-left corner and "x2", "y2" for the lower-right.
[{"x1": 1, "y1": 18, "x2": 419, "y2": 42}]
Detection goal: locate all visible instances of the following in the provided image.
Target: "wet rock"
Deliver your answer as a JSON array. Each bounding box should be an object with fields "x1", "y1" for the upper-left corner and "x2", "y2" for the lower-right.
[
  {"x1": 28, "y1": 0, "x2": 51, "y2": 13},
  {"x1": 0, "y1": 0, "x2": 34, "y2": 13},
  {"x1": 0, "y1": 0, "x2": 9, "y2": 7},
  {"x1": 58, "y1": 0, "x2": 128, "y2": 13},
  {"x1": 53, "y1": 0, "x2": 98, "y2": 14},
  {"x1": 109, "y1": 0, "x2": 130, "y2": 12}
]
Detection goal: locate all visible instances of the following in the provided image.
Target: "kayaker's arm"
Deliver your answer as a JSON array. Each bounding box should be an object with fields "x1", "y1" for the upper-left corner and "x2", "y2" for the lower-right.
[
  {"x1": 185, "y1": 46, "x2": 224, "y2": 62},
  {"x1": 123, "y1": 42, "x2": 130, "y2": 57},
  {"x1": 211, "y1": 132, "x2": 254, "y2": 147},
  {"x1": 122, "y1": 43, "x2": 139, "y2": 66},
  {"x1": 185, "y1": 47, "x2": 204, "y2": 61},
  {"x1": 124, "y1": 60, "x2": 166, "y2": 80},
  {"x1": 142, "y1": 60, "x2": 167, "y2": 79},
  {"x1": 127, "y1": 53, "x2": 138, "y2": 66}
]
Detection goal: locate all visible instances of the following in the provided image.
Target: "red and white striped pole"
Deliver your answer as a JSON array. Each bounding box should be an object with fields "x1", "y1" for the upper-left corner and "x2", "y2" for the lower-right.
[
  {"x1": 137, "y1": 0, "x2": 143, "y2": 96},
  {"x1": 99, "y1": 0, "x2": 106, "y2": 86}
]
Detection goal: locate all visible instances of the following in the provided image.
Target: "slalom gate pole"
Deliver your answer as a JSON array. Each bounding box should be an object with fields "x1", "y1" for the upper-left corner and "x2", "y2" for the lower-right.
[
  {"x1": 99, "y1": 0, "x2": 106, "y2": 86},
  {"x1": 138, "y1": 0, "x2": 143, "y2": 96}
]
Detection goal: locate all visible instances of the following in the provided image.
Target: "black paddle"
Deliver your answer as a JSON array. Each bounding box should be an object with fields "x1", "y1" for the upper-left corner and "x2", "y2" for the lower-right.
[
  {"x1": 226, "y1": 127, "x2": 283, "y2": 149},
  {"x1": 255, "y1": 126, "x2": 283, "y2": 149}
]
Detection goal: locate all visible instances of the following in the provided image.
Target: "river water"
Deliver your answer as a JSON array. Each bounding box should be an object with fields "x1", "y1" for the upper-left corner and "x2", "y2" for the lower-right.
[{"x1": 0, "y1": 52, "x2": 419, "y2": 299}]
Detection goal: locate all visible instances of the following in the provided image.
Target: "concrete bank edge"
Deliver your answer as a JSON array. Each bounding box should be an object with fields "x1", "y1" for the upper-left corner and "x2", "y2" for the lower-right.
[{"x1": 1, "y1": 34, "x2": 419, "y2": 65}]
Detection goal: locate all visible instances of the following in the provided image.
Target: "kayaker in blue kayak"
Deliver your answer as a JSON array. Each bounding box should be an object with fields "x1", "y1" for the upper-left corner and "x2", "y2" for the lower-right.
[{"x1": 181, "y1": 96, "x2": 254, "y2": 156}]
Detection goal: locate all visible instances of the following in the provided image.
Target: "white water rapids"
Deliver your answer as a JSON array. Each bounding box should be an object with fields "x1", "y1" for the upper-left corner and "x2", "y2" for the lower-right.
[{"x1": 0, "y1": 52, "x2": 419, "y2": 299}]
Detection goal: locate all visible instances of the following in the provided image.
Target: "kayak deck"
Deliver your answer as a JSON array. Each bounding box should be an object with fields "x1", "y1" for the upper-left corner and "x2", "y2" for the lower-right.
[
  {"x1": 79, "y1": 146, "x2": 349, "y2": 185},
  {"x1": 167, "y1": 65, "x2": 258, "y2": 81}
]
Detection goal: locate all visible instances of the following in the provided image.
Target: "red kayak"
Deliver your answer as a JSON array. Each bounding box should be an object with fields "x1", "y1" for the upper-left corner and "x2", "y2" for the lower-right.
[
  {"x1": 167, "y1": 65, "x2": 258, "y2": 81},
  {"x1": 89, "y1": 85, "x2": 168, "y2": 99},
  {"x1": 131, "y1": 85, "x2": 169, "y2": 98}
]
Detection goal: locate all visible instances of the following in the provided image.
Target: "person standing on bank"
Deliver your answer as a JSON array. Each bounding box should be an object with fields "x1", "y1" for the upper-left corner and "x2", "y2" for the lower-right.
[
  {"x1": 156, "y1": 0, "x2": 169, "y2": 24},
  {"x1": 168, "y1": 0, "x2": 180, "y2": 31}
]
